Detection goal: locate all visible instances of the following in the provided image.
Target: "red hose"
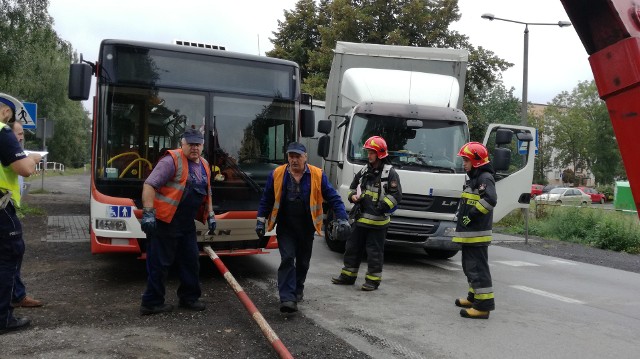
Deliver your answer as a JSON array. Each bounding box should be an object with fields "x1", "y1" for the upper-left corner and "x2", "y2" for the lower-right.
[{"x1": 203, "y1": 246, "x2": 293, "y2": 359}]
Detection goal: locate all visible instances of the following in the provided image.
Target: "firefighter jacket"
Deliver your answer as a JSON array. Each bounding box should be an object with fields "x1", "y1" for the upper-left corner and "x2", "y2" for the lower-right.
[
  {"x1": 453, "y1": 163, "x2": 497, "y2": 245},
  {"x1": 154, "y1": 149, "x2": 212, "y2": 224},
  {"x1": 258, "y1": 163, "x2": 347, "y2": 235},
  {"x1": 348, "y1": 162, "x2": 402, "y2": 228}
]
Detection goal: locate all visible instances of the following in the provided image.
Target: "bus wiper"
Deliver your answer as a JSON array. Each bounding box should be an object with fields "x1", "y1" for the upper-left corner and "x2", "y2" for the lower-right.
[{"x1": 223, "y1": 157, "x2": 263, "y2": 193}]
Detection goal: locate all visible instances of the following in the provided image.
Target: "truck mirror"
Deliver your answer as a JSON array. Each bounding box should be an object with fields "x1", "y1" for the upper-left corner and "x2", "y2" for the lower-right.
[
  {"x1": 516, "y1": 131, "x2": 534, "y2": 141},
  {"x1": 317, "y1": 120, "x2": 332, "y2": 135},
  {"x1": 68, "y1": 63, "x2": 92, "y2": 101},
  {"x1": 495, "y1": 129, "x2": 513, "y2": 145},
  {"x1": 299, "y1": 109, "x2": 315, "y2": 138},
  {"x1": 493, "y1": 147, "x2": 511, "y2": 171},
  {"x1": 318, "y1": 135, "x2": 331, "y2": 158},
  {"x1": 405, "y1": 129, "x2": 416, "y2": 139},
  {"x1": 301, "y1": 93, "x2": 312, "y2": 106}
]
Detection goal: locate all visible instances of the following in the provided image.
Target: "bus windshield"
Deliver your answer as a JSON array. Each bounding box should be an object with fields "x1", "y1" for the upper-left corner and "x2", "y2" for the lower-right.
[{"x1": 346, "y1": 113, "x2": 467, "y2": 173}]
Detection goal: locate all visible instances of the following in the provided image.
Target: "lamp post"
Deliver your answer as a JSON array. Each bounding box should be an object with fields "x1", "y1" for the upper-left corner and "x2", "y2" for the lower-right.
[{"x1": 481, "y1": 13, "x2": 572, "y2": 126}]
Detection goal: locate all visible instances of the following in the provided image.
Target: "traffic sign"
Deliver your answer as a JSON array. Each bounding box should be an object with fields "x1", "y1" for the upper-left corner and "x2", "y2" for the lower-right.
[
  {"x1": 518, "y1": 129, "x2": 539, "y2": 155},
  {"x1": 20, "y1": 102, "x2": 37, "y2": 129}
]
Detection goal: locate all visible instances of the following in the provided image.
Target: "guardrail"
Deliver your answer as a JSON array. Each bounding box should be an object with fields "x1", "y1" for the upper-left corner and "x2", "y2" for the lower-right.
[{"x1": 35, "y1": 161, "x2": 65, "y2": 173}]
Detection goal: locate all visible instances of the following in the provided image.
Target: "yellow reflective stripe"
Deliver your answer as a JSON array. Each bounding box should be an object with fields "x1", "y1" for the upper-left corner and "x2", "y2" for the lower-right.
[
  {"x1": 475, "y1": 287, "x2": 493, "y2": 294},
  {"x1": 385, "y1": 194, "x2": 398, "y2": 206},
  {"x1": 383, "y1": 197, "x2": 394, "y2": 208},
  {"x1": 364, "y1": 190, "x2": 379, "y2": 200},
  {"x1": 452, "y1": 236, "x2": 492, "y2": 243},
  {"x1": 341, "y1": 269, "x2": 358, "y2": 277},
  {"x1": 474, "y1": 293, "x2": 494, "y2": 300},
  {"x1": 365, "y1": 274, "x2": 381, "y2": 281},
  {"x1": 468, "y1": 287, "x2": 475, "y2": 294},
  {"x1": 357, "y1": 217, "x2": 390, "y2": 226},
  {"x1": 461, "y1": 192, "x2": 480, "y2": 200},
  {"x1": 475, "y1": 201, "x2": 489, "y2": 214}
]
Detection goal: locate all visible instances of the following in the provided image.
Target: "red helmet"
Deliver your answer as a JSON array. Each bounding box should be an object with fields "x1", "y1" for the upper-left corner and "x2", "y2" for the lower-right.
[
  {"x1": 457, "y1": 142, "x2": 489, "y2": 168},
  {"x1": 363, "y1": 136, "x2": 388, "y2": 159}
]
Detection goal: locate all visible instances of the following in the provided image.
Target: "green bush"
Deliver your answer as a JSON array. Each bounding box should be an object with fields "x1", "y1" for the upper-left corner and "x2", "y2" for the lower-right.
[{"x1": 497, "y1": 205, "x2": 640, "y2": 254}]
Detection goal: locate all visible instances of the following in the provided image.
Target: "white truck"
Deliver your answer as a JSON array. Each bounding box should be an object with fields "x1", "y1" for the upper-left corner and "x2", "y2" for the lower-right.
[{"x1": 310, "y1": 42, "x2": 536, "y2": 259}]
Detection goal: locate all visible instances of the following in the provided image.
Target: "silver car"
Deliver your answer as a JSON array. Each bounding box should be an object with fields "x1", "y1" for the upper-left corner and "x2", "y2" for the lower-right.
[{"x1": 534, "y1": 187, "x2": 591, "y2": 206}]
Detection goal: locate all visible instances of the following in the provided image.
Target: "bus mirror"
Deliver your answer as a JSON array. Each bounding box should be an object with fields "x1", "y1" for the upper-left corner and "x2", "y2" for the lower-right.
[
  {"x1": 318, "y1": 135, "x2": 331, "y2": 158},
  {"x1": 68, "y1": 63, "x2": 92, "y2": 101},
  {"x1": 300, "y1": 109, "x2": 315, "y2": 138},
  {"x1": 317, "y1": 120, "x2": 332, "y2": 135}
]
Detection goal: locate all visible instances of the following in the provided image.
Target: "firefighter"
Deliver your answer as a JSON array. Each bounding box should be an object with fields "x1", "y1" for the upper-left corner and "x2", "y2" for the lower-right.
[
  {"x1": 0, "y1": 93, "x2": 42, "y2": 334},
  {"x1": 331, "y1": 136, "x2": 402, "y2": 291},
  {"x1": 257, "y1": 142, "x2": 349, "y2": 313},
  {"x1": 453, "y1": 142, "x2": 496, "y2": 319}
]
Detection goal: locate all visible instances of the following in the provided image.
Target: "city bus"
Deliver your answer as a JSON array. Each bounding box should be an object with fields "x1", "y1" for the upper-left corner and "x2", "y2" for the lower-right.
[{"x1": 68, "y1": 39, "x2": 314, "y2": 256}]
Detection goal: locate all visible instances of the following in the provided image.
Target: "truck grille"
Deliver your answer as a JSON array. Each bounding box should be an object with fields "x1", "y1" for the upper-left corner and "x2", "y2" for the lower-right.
[
  {"x1": 398, "y1": 193, "x2": 459, "y2": 214},
  {"x1": 387, "y1": 216, "x2": 439, "y2": 240}
]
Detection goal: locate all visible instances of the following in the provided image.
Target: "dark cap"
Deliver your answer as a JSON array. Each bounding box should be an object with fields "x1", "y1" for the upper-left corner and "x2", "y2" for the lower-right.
[
  {"x1": 286, "y1": 142, "x2": 306, "y2": 155},
  {"x1": 182, "y1": 128, "x2": 204, "y2": 144}
]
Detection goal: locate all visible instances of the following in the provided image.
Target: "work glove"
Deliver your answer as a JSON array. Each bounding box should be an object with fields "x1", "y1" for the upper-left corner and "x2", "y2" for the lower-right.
[
  {"x1": 141, "y1": 208, "x2": 156, "y2": 236},
  {"x1": 255, "y1": 219, "x2": 266, "y2": 237},
  {"x1": 208, "y1": 212, "x2": 217, "y2": 232},
  {"x1": 462, "y1": 215, "x2": 471, "y2": 227}
]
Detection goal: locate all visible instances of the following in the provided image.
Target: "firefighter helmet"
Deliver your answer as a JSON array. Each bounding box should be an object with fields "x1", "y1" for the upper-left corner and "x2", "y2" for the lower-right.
[
  {"x1": 363, "y1": 136, "x2": 388, "y2": 159},
  {"x1": 457, "y1": 142, "x2": 490, "y2": 168}
]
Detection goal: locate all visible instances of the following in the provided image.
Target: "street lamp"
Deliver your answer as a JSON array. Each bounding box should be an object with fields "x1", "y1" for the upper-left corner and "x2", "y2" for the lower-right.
[{"x1": 481, "y1": 13, "x2": 572, "y2": 126}]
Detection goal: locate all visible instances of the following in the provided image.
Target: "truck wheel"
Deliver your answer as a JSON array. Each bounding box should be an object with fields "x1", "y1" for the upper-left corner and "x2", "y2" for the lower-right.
[
  {"x1": 324, "y1": 209, "x2": 346, "y2": 253},
  {"x1": 424, "y1": 249, "x2": 458, "y2": 259}
]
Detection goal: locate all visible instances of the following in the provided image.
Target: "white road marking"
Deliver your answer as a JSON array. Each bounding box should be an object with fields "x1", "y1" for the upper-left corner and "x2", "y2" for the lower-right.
[
  {"x1": 494, "y1": 260, "x2": 540, "y2": 267},
  {"x1": 417, "y1": 259, "x2": 461, "y2": 271},
  {"x1": 551, "y1": 259, "x2": 577, "y2": 265},
  {"x1": 511, "y1": 285, "x2": 585, "y2": 304}
]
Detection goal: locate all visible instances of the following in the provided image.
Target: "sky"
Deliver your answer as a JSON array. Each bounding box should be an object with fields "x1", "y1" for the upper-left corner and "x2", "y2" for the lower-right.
[{"x1": 48, "y1": 0, "x2": 593, "y2": 107}]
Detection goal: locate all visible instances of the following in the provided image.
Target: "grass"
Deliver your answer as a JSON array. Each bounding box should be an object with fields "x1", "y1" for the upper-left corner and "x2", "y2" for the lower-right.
[
  {"x1": 497, "y1": 204, "x2": 640, "y2": 254},
  {"x1": 24, "y1": 165, "x2": 89, "y2": 182},
  {"x1": 16, "y1": 203, "x2": 46, "y2": 218}
]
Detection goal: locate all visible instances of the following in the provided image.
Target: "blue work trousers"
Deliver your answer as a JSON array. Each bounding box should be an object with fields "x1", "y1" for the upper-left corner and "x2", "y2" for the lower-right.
[
  {"x1": 0, "y1": 205, "x2": 24, "y2": 329},
  {"x1": 276, "y1": 228, "x2": 314, "y2": 303},
  {"x1": 141, "y1": 221, "x2": 201, "y2": 306}
]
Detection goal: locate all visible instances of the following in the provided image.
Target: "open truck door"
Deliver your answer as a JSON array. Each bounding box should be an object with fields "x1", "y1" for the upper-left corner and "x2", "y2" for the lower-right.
[{"x1": 483, "y1": 124, "x2": 536, "y2": 222}]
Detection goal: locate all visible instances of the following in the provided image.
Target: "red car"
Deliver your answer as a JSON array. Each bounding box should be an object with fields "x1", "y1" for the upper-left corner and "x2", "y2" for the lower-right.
[
  {"x1": 577, "y1": 187, "x2": 606, "y2": 204},
  {"x1": 531, "y1": 184, "x2": 544, "y2": 198}
]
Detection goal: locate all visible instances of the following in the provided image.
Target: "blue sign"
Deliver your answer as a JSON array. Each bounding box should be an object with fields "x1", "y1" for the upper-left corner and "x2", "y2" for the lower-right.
[
  {"x1": 21, "y1": 102, "x2": 37, "y2": 129},
  {"x1": 518, "y1": 129, "x2": 539, "y2": 155},
  {"x1": 108, "y1": 206, "x2": 132, "y2": 218}
]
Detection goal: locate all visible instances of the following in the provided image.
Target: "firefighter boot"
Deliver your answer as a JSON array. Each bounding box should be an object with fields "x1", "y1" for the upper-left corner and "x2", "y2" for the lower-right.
[
  {"x1": 455, "y1": 298, "x2": 473, "y2": 308},
  {"x1": 331, "y1": 272, "x2": 356, "y2": 285},
  {"x1": 361, "y1": 279, "x2": 380, "y2": 291},
  {"x1": 460, "y1": 308, "x2": 490, "y2": 319}
]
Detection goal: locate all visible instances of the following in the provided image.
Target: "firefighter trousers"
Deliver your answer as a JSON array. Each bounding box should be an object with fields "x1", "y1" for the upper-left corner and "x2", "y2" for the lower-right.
[
  {"x1": 461, "y1": 244, "x2": 495, "y2": 311},
  {"x1": 343, "y1": 225, "x2": 386, "y2": 284}
]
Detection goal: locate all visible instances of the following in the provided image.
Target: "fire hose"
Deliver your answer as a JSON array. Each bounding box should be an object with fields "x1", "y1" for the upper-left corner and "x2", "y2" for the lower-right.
[{"x1": 203, "y1": 245, "x2": 293, "y2": 359}]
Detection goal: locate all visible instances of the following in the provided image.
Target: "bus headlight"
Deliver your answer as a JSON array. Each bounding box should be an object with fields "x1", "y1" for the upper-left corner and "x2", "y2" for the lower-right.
[{"x1": 96, "y1": 219, "x2": 128, "y2": 231}]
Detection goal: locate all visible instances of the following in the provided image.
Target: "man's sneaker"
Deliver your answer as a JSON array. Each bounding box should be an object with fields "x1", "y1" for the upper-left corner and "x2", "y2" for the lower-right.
[
  {"x1": 455, "y1": 298, "x2": 473, "y2": 308},
  {"x1": 140, "y1": 303, "x2": 174, "y2": 315},
  {"x1": 280, "y1": 301, "x2": 298, "y2": 313},
  {"x1": 331, "y1": 273, "x2": 356, "y2": 285},
  {"x1": 12, "y1": 296, "x2": 43, "y2": 308},
  {"x1": 361, "y1": 281, "x2": 379, "y2": 291},
  {"x1": 179, "y1": 300, "x2": 206, "y2": 312},
  {"x1": 0, "y1": 317, "x2": 31, "y2": 335},
  {"x1": 460, "y1": 308, "x2": 490, "y2": 319}
]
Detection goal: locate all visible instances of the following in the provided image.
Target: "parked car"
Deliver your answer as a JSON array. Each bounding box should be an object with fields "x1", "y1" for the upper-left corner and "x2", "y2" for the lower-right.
[
  {"x1": 531, "y1": 184, "x2": 544, "y2": 198},
  {"x1": 542, "y1": 184, "x2": 561, "y2": 193},
  {"x1": 578, "y1": 187, "x2": 606, "y2": 204},
  {"x1": 534, "y1": 187, "x2": 591, "y2": 206}
]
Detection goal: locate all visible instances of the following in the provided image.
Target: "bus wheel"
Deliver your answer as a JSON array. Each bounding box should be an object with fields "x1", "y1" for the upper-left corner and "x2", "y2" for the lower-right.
[{"x1": 424, "y1": 249, "x2": 458, "y2": 259}]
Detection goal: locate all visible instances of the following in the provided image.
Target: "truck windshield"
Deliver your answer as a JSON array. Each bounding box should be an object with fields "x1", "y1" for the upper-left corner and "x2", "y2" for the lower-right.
[{"x1": 347, "y1": 113, "x2": 467, "y2": 173}]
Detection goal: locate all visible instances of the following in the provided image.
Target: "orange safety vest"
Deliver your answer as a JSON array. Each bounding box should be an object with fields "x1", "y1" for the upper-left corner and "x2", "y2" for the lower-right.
[
  {"x1": 154, "y1": 149, "x2": 212, "y2": 224},
  {"x1": 267, "y1": 164, "x2": 324, "y2": 234}
]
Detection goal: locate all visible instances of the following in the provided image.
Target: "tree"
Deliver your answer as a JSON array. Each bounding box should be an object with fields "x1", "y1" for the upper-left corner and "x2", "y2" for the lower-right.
[
  {"x1": 471, "y1": 82, "x2": 519, "y2": 141},
  {"x1": 267, "y1": 0, "x2": 512, "y2": 120},
  {"x1": 0, "y1": 0, "x2": 90, "y2": 167}
]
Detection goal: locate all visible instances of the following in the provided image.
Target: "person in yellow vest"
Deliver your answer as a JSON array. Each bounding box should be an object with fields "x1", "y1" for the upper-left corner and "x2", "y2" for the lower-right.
[
  {"x1": 139, "y1": 128, "x2": 216, "y2": 315},
  {"x1": 453, "y1": 142, "x2": 496, "y2": 319},
  {"x1": 256, "y1": 142, "x2": 349, "y2": 313},
  {"x1": 7, "y1": 120, "x2": 43, "y2": 308},
  {"x1": 0, "y1": 93, "x2": 42, "y2": 335}
]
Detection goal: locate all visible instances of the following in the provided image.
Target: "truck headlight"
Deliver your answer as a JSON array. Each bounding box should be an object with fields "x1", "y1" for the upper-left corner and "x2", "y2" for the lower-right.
[{"x1": 443, "y1": 226, "x2": 457, "y2": 237}]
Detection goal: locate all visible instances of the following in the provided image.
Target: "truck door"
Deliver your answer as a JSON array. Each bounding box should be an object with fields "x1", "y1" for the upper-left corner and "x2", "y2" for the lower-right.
[{"x1": 483, "y1": 124, "x2": 536, "y2": 222}]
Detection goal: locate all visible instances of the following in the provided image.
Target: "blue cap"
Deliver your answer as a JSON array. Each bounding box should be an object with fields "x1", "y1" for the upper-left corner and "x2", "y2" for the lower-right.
[
  {"x1": 182, "y1": 128, "x2": 204, "y2": 144},
  {"x1": 286, "y1": 142, "x2": 306, "y2": 155}
]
